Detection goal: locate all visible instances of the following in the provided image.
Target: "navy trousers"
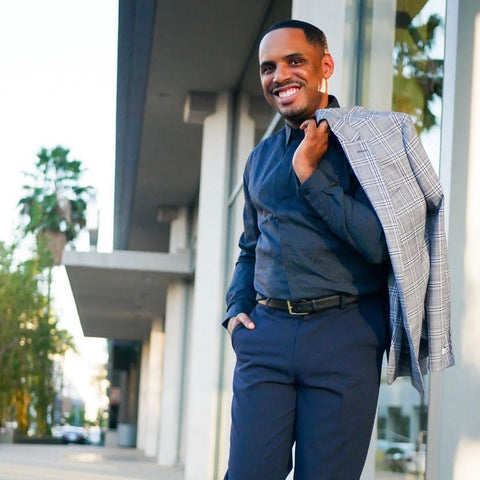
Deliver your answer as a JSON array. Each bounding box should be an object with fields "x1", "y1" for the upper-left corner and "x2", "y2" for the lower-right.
[{"x1": 225, "y1": 294, "x2": 389, "y2": 480}]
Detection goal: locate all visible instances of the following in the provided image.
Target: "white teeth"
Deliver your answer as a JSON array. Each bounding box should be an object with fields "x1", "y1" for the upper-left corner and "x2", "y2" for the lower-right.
[{"x1": 278, "y1": 87, "x2": 299, "y2": 98}]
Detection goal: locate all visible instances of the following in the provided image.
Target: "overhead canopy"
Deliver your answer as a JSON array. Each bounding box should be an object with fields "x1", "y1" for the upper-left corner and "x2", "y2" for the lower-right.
[{"x1": 64, "y1": 250, "x2": 193, "y2": 340}]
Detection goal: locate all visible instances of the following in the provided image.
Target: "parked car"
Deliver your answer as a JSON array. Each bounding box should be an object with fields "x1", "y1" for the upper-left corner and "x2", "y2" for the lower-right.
[
  {"x1": 385, "y1": 445, "x2": 408, "y2": 472},
  {"x1": 52, "y1": 425, "x2": 88, "y2": 444},
  {"x1": 385, "y1": 442, "x2": 425, "y2": 474}
]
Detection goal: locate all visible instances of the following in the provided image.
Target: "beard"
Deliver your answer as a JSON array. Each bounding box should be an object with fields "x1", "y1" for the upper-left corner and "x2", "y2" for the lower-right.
[{"x1": 276, "y1": 102, "x2": 313, "y2": 127}]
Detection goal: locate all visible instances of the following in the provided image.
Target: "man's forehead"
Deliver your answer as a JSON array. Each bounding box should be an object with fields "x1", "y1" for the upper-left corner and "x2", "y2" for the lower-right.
[
  {"x1": 259, "y1": 28, "x2": 318, "y2": 59},
  {"x1": 260, "y1": 27, "x2": 307, "y2": 47}
]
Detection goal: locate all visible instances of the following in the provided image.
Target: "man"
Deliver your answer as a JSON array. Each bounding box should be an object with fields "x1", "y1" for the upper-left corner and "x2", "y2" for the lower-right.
[{"x1": 223, "y1": 19, "x2": 452, "y2": 480}]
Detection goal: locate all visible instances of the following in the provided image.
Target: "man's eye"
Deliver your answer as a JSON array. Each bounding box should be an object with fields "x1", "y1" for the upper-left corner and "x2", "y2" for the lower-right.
[
  {"x1": 262, "y1": 65, "x2": 274, "y2": 74},
  {"x1": 290, "y1": 58, "x2": 302, "y2": 65}
]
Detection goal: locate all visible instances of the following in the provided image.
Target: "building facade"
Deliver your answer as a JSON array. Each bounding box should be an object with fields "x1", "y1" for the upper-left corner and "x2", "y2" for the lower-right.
[{"x1": 65, "y1": 0, "x2": 480, "y2": 479}]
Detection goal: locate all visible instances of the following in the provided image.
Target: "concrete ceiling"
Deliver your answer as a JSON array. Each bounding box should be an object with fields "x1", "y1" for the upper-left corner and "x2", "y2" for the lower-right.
[{"x1": 115, "y1": 0, "x2": 292, "y2": 252}]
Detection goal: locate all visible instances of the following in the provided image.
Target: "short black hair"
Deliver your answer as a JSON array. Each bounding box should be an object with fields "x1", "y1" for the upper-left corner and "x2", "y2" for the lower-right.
[{"x1": 263, "y1": 19, "x2": 329, "y2": 54}]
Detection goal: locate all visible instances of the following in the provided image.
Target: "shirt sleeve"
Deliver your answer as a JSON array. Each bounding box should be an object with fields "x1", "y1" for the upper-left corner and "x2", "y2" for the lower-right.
[
  {"x1": 223, "y1": 163, "x2": 259, "y2": 328},
  {"x1": 300, "y1": 166, "x2": 388, "y2": 264}
]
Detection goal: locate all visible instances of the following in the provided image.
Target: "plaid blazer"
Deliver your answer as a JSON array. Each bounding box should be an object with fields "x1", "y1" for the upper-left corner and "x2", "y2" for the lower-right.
[{"x1": 315, "y1": 107, "x2": 454, "y2": 394}]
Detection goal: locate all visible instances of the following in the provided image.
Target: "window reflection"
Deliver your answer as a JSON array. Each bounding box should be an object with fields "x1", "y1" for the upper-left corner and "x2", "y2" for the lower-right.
[
  {"x1": 392, "y1": 3, "x2": 444, "y2": 134},
  {"x1": 372, "y1": 0, "x2": 446, "y2": 478}
]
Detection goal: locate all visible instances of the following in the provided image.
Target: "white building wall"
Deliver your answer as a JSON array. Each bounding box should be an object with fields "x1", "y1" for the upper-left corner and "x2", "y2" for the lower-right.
[
  {"x1": 144, "y1": 318, "x2": 165, "y2": 457},
  {"x1": 427, "y1": 1, "x2": 480, "y2": 479}
]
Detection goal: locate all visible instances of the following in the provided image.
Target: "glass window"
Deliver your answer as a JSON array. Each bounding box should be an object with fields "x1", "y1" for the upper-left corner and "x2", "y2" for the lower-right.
[
  {"x1": 367, "y1": 1, "x2": 447, "y2": 478},
  {"x1": 392, "y1": 0, "x2": 446, "y2": 172}
]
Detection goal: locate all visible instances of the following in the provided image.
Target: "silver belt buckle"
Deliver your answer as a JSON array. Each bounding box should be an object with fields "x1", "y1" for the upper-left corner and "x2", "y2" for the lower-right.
[{"x1": 287, "y1": 300, "x2": 309, "y2": 315}]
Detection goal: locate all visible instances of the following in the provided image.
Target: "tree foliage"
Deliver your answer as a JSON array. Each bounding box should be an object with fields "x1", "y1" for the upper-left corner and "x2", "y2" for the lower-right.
[
  {"x1": 1, "y1": 145, "x2": 90, "y2": 436},
  {"x1": 18, "y1": 146, "x2": 92, "y2": 244},
  {"x1": 0, "y1": 242, "x2": 75, "y2": 435},
  {"x1": 392, "y1": 14, "x2": 443, "y2": 133}
]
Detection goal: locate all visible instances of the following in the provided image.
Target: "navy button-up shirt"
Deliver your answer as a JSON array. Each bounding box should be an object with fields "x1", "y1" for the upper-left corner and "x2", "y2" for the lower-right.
[{"x1": 224, "y1": 97, "x2": 389, "y2": 324}]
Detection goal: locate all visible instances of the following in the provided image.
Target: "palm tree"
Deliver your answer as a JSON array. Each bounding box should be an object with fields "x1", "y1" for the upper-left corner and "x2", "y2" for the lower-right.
[
  {"x1": 18, "y1": 146, "x2": 92, "y2": 265},
  {"x1": 15, "y1": 146, "x2": 89, "y2": 435}
]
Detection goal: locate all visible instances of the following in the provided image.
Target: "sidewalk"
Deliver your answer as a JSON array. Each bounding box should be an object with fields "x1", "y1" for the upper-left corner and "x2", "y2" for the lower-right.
[
  {"x1": 0, "y1": 443, "x2": 184, "y2": 480},
  {"x1": 0, "y1": 443, "x2": 421, "y2": 480}
]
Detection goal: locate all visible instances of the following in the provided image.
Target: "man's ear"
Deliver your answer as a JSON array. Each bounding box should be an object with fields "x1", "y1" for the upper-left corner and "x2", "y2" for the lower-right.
[{"x1": 322, "y1": 53, "x2": 334, "y2": 80}]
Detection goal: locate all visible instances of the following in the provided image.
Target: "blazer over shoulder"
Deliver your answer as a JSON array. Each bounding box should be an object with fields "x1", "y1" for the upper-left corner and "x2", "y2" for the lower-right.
[{"x1": 315, "y1": 107, "x2": 454, "y2": 394}]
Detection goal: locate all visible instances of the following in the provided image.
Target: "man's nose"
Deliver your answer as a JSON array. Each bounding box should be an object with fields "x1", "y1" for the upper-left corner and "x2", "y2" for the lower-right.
[{"x1": 273, "y1": 63, "x2": 291, "y2": 84}]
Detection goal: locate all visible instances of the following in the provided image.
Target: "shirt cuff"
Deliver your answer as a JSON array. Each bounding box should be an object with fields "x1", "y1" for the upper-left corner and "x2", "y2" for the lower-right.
[{"x1": 222, "y1": 302, "x2": 253, "y2": 329}]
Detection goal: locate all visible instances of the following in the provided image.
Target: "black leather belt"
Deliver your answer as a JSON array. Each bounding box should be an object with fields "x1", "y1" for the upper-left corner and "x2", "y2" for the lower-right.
[{"x1": 257, "y1": 294, "x2": 362, "y2": 315}]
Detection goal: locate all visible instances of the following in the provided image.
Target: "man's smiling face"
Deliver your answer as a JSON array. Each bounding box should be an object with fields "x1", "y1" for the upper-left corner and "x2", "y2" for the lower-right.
[{"x1": 259, "y1": 27, "x2": 333, "y2": 128}]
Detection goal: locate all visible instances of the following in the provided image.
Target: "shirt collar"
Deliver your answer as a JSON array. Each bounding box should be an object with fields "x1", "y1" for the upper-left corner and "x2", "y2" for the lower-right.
[{"x1": 285, "y1": 94, "x2": 340, "y2": 145}]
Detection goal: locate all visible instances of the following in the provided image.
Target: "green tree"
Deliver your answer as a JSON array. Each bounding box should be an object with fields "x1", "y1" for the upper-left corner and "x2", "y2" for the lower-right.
[
  {"x1": 0, "y1": 242, "x2": 74, "y2": 435},
  {"x1": 392, "y1": 14, "x2": 443, "y2": 133},
  {"x1": 2, "y1": 145, "x2": 88, "y2": 435},
  {"x1": 16, "y1": 146, "x2": 89, "y2": 434},
  {"x1": 0, "y1": 243, "x2": 44, "y2": 433}
]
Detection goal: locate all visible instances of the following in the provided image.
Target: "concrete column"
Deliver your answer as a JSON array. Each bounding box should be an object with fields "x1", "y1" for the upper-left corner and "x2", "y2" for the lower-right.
[
  {"x1": 168, "y1": 207, "x2": 189, "y2": 254},
  {"x1": 215, "y1": 94, "x2": 257, "y2": 476},
  {"x1": 362, "y1": 0, "x2": 396, "y2": 110},
  {"x1": 158, "y1": 209, "x2": 190, "y2": 466},
  {"x1": 180, "y1": 281, "x2": 195, "y2": 464},
  {"x1": 158, "y1": 282, "x2": 189, "y2": 466},
  {"x1": 235, "y1": 95, "x2": 257, "y2": 184},
  {"x1": 427, "y1": 1, "x2": 480, "y2": 479},
  {"x1": 144, "y1": 318, "x2": 165, "y2": 457},
  {"x1": 183, "y1": 92, "x2": 231, "y2": 480},
  {"x1": 292, "y1": 0, "x2": 358, "y2": 106},
  {"x1": 136, "y1": 341, "x2": 150, "y2": 451},
  {"x1": 118, "y1": 371, "x2": 129, "y2": 423},
  {"x1": 117, "y1": 368, "x2": 138, "y2": 447},
  {"x1": 226, "y1": 94, "x2": 260, "y2": 265}
]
